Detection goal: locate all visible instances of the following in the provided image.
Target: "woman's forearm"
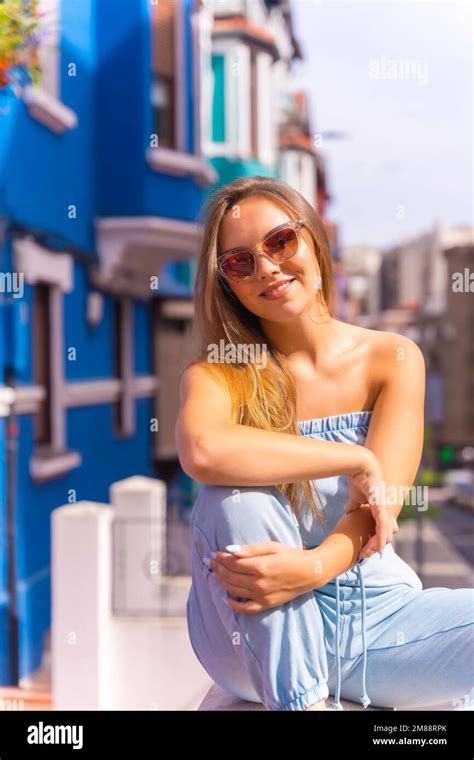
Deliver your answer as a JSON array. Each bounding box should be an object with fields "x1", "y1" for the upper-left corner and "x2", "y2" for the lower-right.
[
  {"x1": 300, "y1": 506, "x2": 377, "y2": 592},
  {"x1": 188, "y1": 423, "x2": 372, "y2": 486}
]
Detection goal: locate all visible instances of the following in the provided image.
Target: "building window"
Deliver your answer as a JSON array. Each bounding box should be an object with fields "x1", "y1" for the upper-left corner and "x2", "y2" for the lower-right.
[
  {"x1": 279, "y1": 150, "x2": 315, "y2": 206},
  {"x1": 13, "y1": 238, "x2": 80, "y2": 480},
  {"x1": 28, "y1": 278, "x2": 66, "y2": 454},
  {"x1": 255, "y1": 50, "x2": 275, "y2": 166},
  {"x1": 211, "y1": 54, "x2": 226, "y2": 143},
  {"x1": 151, "y1": 0, "x2": 185, "y2": 151},
  {"x1": 32, "y1": 283, "x2": 52, "y2": 446},
  {"x1": 207, "y1": 41, "x2": 250, "y2": 159},
  {"x1": 113, "y1": 297, "x2": 135, "y2": 438},
  {"x1": 299, "y1": 152, "x2": 316, "y2": 206},
  {"x1": 152, "y1": 75, "x2": 175, "y2": 149},
  {"x1": 151, "y1": 299, "x2": 196, "y2": 462}
]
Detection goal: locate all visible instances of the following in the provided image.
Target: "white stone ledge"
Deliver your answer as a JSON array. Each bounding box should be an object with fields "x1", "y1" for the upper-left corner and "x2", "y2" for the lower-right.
[
  {"x1": 146, "y1": 147, "x2": 218, "y2": 187},
  {"x1": 22, "y1": 85, "x2": 78, "y2": 134},
  {"x1": 198, "y1": 682, "x2": 391, "y2": 711},
  {"x1": 30, "y1": 448, "x2": 82, "y2": 483}
]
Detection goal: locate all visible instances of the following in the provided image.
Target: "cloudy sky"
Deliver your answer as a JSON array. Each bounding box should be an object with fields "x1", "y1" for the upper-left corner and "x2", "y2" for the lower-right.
[{"x1": 291, "y1": 0, "x2": 473, "y2": 249}]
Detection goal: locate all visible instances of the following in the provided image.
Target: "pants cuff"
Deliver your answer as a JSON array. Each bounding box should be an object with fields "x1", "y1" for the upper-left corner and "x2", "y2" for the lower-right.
[{"x1": 271, "y1": 681, "x2": 330, "y2": 711}]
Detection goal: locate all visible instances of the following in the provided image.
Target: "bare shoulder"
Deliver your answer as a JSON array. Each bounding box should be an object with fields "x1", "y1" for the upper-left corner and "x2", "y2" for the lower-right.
[
  {"x1": 336, "y1": 321, "x2": 425, "y2": 392},
  {"x1": 179, "y1": 359, "x2": 229, "y2": 398},
  {"x1": 178, "y1": 359, "x2": 233, "y2": 418},
  {"x1": 363, "y1": 327, "x2": 426, "y2": 387},
  {"x1": 369, "y1": 329, "x2": 424, "y2": 364}
]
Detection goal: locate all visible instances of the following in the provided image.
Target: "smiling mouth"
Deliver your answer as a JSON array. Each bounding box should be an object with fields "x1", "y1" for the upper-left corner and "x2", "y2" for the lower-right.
[{"x1": 260, "y1": 278, "x2": 296, "y2": 297}]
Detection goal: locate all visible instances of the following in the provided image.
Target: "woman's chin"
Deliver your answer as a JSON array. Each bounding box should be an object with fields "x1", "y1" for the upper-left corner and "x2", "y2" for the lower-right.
[{"x1": 258, "y1": 303, "x2": 306, "y2": 323}]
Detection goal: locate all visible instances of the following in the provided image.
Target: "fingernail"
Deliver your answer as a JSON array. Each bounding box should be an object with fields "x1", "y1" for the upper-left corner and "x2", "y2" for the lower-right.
[
  {"x1": 225, "y1": 544, "x2": 242, "y2": 553},
  {"x1": 202, "y1": 556, "x2": 211, "y2": 566},
  {"x1": 210, "y1": 551, "x2": 217, "y2": 559}
]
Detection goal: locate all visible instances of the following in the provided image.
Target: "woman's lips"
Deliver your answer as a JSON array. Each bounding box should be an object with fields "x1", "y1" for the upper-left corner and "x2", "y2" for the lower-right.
[{"x1": 260, "y1": 278, "x2": 296, "y2": 300}]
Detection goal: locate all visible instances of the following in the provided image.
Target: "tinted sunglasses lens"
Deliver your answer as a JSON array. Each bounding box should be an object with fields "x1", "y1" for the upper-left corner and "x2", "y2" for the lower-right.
[
  {"x1": 220, "y1": 251, "x2": 254, "y2": 281},
  {"x1": 263, "y1": 226, "x2": 298, "y2": 260}
]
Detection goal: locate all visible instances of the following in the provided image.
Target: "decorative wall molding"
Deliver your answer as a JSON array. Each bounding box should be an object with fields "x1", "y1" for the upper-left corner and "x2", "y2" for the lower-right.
[
  {"x1": 30, "y1": 448, "x2": 82, "y2": 482},
  {"x1": 0, "y1": 387, "x2": 16, "y2": 417},
  {"x1": 94, "y1": 215, "x2": 204, "y2": 299},
  {"x1": 22, "y1": 85, "x2": 78, "y2": 135},
  {"x1": 65, "y1": 379, "x2": 121, "y2": 407},
  {"x1": 160, "y1": 299, "x2": 195, "y2": 320},
  {"x1": 146, "y1": 147, "x2": 218, "y2": 186},
  {"x1": 175, "y1": 0, "x2": 187, "y2": 153},
  {"x1": 133, "y1": 375, "x2": 159, "y2": 397},
  {"x1": 11, "y1": 385, "x2": 46, "y2": 415},
  {"x1": 5, "y1": 376, "x2": 159, "y2": 416},
  {"x1": 191, "y1": 7, "x2": 214, "y2": 157},
  {"x1": 13, "y1": 237, "x2": 74, "y2": 292}
]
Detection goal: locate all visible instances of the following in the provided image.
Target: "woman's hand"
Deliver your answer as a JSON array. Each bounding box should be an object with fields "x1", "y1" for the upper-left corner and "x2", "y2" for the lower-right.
[
  {"x1": 344, "y1": 451, "x2": 399, "y2": 560},
  {"x1": 208, "y1": 542, "x2": 315, "y2": 614}
]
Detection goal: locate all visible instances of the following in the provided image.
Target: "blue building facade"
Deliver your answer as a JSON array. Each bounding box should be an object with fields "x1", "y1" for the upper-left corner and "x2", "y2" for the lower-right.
[{"x1": 0, "y1": 0, "x2": 216, "y2": 683}]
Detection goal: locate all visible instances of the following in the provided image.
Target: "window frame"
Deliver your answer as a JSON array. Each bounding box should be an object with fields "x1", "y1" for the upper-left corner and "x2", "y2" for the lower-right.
[{"x1": 13, "y1": 237, "x2": 81, "y2": 481}]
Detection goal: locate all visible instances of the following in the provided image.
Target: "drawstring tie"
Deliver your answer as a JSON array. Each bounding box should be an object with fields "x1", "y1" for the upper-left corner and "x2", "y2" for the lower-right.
[
  {"x1": 330, "y1": 563, "x2": 372, "y2": 710},
  {"x1": 357, "y1": 562, "x2": 371, "y2": 708},
  {"x1": 330, "y1": 575, "x2": 343, "y2": 710}
]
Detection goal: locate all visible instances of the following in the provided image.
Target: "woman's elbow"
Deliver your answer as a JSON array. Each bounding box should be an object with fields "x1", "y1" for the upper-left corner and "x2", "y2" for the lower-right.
[{"x1": 176, "y1": 434, "x2": 213, "y2": 482}]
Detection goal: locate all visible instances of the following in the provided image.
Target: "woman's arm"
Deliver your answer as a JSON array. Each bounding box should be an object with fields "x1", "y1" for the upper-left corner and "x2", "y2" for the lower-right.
[
  {"x1": 210, "y1": 506, "x2": 378, "y2": 613},
  {"x1": 175, "y1": 362, "x2": 373, "y2": 485},
  {"x1": 361, "y1": 334, "x2": 426, "y2": 520},
  {"x1": 302, "y1": 333, "x2": 425, "y2": 584},
  {"x1": 340, "y1": 333, "x2": 426, "y2": 540},
  {"x1": 301, "y1": 506, "x2": 377, "y2": 591}
]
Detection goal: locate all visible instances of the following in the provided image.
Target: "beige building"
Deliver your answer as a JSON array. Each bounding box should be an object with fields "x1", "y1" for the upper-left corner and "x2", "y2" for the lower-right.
[
  {"x1": 437, "y1": 243, "x2": 474, "y2": 450},
  {"x1": 340, "y1": 245, "x2": 382, "y2": 322},
  {"x1": 376, "y1": 225, "x2": 473, "y2": 455}
]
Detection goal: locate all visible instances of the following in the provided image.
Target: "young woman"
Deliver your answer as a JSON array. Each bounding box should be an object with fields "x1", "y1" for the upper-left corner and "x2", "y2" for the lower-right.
[{"x1": 175, "y1": 176, "x2": 474, "y2": 712}]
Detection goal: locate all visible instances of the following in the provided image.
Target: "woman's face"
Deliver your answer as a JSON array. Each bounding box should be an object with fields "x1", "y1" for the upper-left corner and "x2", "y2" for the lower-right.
[{"x1": 218, "y1": 196, "x2": 322, "y2": 322}]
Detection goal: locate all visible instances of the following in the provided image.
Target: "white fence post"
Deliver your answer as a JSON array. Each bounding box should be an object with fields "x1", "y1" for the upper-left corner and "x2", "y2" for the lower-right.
[
  {"x1": 110, "y1": 475, "x2": 167, "y2": 615},
  {"x1": 51, "y1": 477, "x2": 208, "y2": 710},
  {"x1": 51, "y1": 501, "x2": 114, "y2": 710}
]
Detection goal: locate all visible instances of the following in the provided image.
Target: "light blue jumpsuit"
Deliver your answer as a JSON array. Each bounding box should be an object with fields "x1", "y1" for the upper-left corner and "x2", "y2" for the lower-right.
[{"x1": 186, "y1": 411, "x2": 474, "y2": 711}]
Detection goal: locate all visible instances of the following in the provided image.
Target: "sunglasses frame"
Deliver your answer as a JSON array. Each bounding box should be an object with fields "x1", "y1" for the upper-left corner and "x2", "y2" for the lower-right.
[{"x1": 217, "y1": 218, "x2": 305, "y2": 284}]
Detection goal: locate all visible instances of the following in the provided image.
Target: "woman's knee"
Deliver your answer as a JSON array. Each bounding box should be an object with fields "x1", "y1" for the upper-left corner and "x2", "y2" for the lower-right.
[{"x1": 193, "y1": 484, "x2": 300, "y2": 548}]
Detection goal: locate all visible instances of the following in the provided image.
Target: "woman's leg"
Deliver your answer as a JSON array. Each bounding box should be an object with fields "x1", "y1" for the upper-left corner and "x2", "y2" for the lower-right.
[
  {"x1": 326, "y1": 587, "x2": 474, "y2": 709},
  {"x1": 187, "y1": 484, "x2": 331, "y2": 711}
]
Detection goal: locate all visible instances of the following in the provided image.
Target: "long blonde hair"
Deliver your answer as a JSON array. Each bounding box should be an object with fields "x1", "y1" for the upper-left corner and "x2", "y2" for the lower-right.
[{"x1": 188, "y1": 176, "x2": 336, "y2": 523}]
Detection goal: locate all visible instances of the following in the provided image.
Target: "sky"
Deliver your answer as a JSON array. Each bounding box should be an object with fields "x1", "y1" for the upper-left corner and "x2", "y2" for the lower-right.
[{"x1": 291, "y1": 0, "x2": 473, "y2": 249}]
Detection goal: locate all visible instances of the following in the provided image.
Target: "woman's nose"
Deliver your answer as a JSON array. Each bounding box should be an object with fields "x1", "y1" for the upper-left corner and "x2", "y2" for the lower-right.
[{"x1": 255, "y1": 253, "x2": 281, "y2": 278}]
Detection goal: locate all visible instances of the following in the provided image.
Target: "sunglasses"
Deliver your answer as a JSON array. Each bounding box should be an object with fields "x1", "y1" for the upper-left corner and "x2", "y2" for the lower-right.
[{"x1": 217, "y1": 219, "x2": 305, "y2": 283}]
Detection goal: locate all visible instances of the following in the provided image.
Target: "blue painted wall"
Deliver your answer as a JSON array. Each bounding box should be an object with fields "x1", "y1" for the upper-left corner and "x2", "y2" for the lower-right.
[{"x1": 0, "y1": 0, "x2": 205, "y2": 682}]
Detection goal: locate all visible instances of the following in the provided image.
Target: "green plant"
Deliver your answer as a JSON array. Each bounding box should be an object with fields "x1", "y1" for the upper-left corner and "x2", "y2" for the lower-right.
[
  {"x1": 418, "y1": 467, "x2": 445, "y2": 486},
  {"x1": 0, "y1": 0, "x2": 43, "y2": 89},
  {"x1": 397, "y1": 501, "x2": 440, "y2": 523},
  {"x1": 395, "y1": 473, "x2": 443, "y2": 522}
]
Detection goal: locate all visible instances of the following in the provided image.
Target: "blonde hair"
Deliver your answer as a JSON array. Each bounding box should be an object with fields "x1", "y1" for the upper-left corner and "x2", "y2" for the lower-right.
[{"x1": 188, "y1": 176, "x2": 336, "y2": 523}]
